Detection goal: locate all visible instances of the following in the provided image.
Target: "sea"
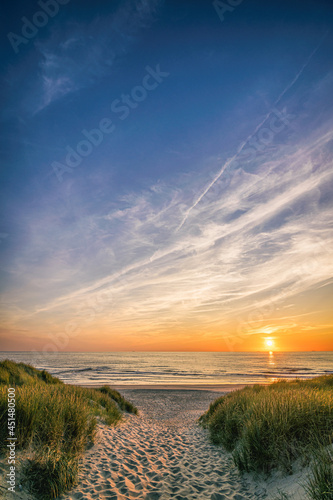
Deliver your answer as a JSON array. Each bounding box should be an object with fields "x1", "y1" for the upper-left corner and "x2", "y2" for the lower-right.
[{"x1": 0, "y1": 351, "x2": 332, "y2": 386}]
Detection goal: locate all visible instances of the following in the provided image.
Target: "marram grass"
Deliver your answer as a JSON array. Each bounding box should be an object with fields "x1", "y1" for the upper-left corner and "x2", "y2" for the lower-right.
[
  {"x1": 0, "y1": 358, "x2": 63, "y2": 386},
  {"x1": 305, "y1": 447, "x2": 333, "y2": 500},
  {"x1": 0, "y1": 360, "x2": 137, "y2": 499},
  {"x1": 199, "y1": 375, "x2": 333, "y2": 481}
]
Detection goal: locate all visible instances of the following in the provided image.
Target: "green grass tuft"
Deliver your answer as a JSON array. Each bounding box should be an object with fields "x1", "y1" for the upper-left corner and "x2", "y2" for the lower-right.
[
  {"x1": 305, "y1": 447, "x2": 333, "y2": 500},
  {"x1": 0, "y1": 359, "x2": 63, "y2": 386},
  {"x1": 0, "y1": 360, "x2": 137, "y2": 498},
  {"x1": 24, "y1": 448, "x2": 79, "y2": 500},
  {"x1": 199, "y1": 375, "x2": 333, "y2": 475},
  {"x1": 99, "y1": 385, "x2": 138, "y2": 414}
]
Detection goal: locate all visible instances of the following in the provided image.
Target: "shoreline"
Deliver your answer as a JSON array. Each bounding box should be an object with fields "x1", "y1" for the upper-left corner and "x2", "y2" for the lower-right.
[{"x1": 77, "y1": 382, "x2": 270, "y2": 392}]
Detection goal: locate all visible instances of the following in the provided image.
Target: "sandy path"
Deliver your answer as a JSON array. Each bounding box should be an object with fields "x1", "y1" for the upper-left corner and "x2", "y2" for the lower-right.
[{"x1": 60, "y1": 390, "x2": 268, "y2": 500}]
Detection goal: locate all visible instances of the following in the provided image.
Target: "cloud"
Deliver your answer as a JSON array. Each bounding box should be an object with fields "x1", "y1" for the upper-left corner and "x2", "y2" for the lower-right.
[
  {"x1": 4, "y1": 118, "x2": 331, "y2": 344},
  {"x1": 177, "y1": 33, "x2": 329, "y2": 230},
  {"x1": 34, "y1": 0, "x2": 163, "y2": 112},
  {"x1": 2, "y1": 59, "x2": 333, "y2": 347}
]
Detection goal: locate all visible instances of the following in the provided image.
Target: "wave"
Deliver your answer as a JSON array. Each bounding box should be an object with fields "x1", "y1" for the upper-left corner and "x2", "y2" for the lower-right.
[
  {"x1": 279, "y1": 367, "x2": 313, "y2": 372},
  {"x1": 54, "y1": 367, "x2": 95, "y2": 375},
  {"x1": 55, "y1": 368, "x2": 329, "y2": 380},
  {"x1": 43, "y1": 355, "x2": 332, "y2": 385}
]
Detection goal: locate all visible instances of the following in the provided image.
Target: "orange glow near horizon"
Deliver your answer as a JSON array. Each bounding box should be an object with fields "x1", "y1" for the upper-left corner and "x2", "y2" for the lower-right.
[
  {"x1": 1, "y1": 321, "x2": 333, "y2": 352},
  {"x1": 0, "y1": 294, "x2": 333, "y2": 353}
]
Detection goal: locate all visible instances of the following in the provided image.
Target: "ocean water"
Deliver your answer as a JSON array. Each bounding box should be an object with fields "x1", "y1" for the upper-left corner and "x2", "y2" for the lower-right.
[{"x1": 0, "y1": 351, "x2": 332, "y2": 386}]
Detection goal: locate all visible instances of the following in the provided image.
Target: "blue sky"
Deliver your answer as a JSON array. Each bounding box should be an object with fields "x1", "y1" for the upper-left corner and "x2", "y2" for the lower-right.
[{"x1": 1, "y1": 0, "x2": 333, "y2": 351}]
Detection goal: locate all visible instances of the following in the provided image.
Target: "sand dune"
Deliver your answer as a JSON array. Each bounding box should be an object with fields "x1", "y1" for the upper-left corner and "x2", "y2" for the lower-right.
[{"x1": 59, "y1": 390, "x2": 267, "y2": 500}]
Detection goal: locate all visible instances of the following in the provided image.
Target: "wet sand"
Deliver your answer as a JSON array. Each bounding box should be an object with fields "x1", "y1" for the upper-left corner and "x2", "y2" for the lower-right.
[{"x1": 82, "y1": 383, "x2": 254, "y2": 392}]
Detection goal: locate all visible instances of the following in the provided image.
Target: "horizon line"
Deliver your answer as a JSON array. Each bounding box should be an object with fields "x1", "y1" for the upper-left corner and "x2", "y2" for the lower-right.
[{"x1": 0, "y1": 350, "x2": 331, "y2": 354}]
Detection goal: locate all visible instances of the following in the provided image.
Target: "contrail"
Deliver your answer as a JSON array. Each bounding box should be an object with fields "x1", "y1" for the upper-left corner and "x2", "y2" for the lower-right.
[{"x1": 177, "y1": 32, "x2": 328, "y2": 231}]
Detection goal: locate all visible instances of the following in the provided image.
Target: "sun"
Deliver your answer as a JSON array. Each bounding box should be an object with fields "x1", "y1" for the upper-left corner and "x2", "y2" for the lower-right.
[{"x1": 265, "y1": 338, "x2": 274, "y2": 349}]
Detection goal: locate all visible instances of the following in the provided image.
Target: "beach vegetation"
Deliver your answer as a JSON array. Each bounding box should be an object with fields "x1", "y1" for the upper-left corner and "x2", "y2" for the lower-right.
[
  {"x1": 0, "y1": 360, "x2": 137, "y2": 499},
  {"x1": 305, "y1": 447, "x2": 333, "y2": 500},
  {"x1": 199, "y1": 375, "x2": 333, "y2": 481},
  {"x1": 99, "y1": 385, "x2": 138, "y2": 414},
  {"x1": 0, "y1": 359, "x2": 63, "y2": 386}
]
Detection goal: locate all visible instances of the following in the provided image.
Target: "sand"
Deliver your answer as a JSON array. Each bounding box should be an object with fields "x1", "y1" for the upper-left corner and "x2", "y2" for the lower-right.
[
  {"x1": 59, "y1": 388, "x2": 269, "y2": 500},
  {"x1": 0, "y1": 386, "x2": 310, "y2": 499}
]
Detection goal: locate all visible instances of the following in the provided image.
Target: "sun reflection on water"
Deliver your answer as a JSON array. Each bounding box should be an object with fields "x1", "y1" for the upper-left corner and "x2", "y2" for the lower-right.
[{"x1": 268, "y1": 350, "x2": 275, "y2": 367}]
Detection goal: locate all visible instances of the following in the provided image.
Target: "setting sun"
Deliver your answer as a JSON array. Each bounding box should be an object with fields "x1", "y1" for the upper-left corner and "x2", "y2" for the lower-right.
[{"x1": 265, "y1": 338, "x2": 274, "y2": 349}]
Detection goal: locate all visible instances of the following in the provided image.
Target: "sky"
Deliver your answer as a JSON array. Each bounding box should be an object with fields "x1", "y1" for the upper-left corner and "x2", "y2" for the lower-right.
[{"x1": 0, "y1": 0, "x2": 333, "y2": 352}]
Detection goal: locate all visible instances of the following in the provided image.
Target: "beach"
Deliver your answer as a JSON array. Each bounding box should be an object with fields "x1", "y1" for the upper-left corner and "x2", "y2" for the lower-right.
[
  {"x1": 1, "y1": 358, "x2": 331, "y2": 499},
  {"x1": 0, "y1": 384, "x2": 268, "y2": 500},
  {"x1": 57, "y1": 387, "x2": 264, "y2": 500},
  {"x1": 55, "y1": 385, "x2": 312, "y2": 500},
  {"x1": 1, "y1": 373, "x2": 330, "y2": 499},
  {"x1": 60, "y1": 384, "x2": 322, "y2": 500},
  {"x1": 58, "y1": 385, "x2": 320, "y2": 500}
]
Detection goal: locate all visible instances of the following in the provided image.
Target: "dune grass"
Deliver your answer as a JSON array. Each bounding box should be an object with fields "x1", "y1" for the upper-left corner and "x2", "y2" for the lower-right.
[
  {"x1": 199, "y1": 375, "x2": 333, "y2": 479},
  {"x1": 0, "y1": 360, "x2": 137, "y2": 499},
  {"x1": 305, "y1": 447, "x2": 333, "y2": 500},
  {"x1": 0, "y1": 359, "x2": 63, "y2": 386},
  {"x1": 99, "y1": 385, "x2": 138, "y2": 415}
]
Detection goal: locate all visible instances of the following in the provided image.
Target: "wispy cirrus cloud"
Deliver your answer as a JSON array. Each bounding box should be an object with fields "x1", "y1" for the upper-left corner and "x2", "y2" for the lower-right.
[
  {"x1": 177, "y1": 33, "x2": 329, "y2": 230},
  {"x1": 33, "y1": 0, "x2": 163, "y2": 112},
  {"x1": 2, "y1": 116, "x2": 332, "y2": 344}
]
